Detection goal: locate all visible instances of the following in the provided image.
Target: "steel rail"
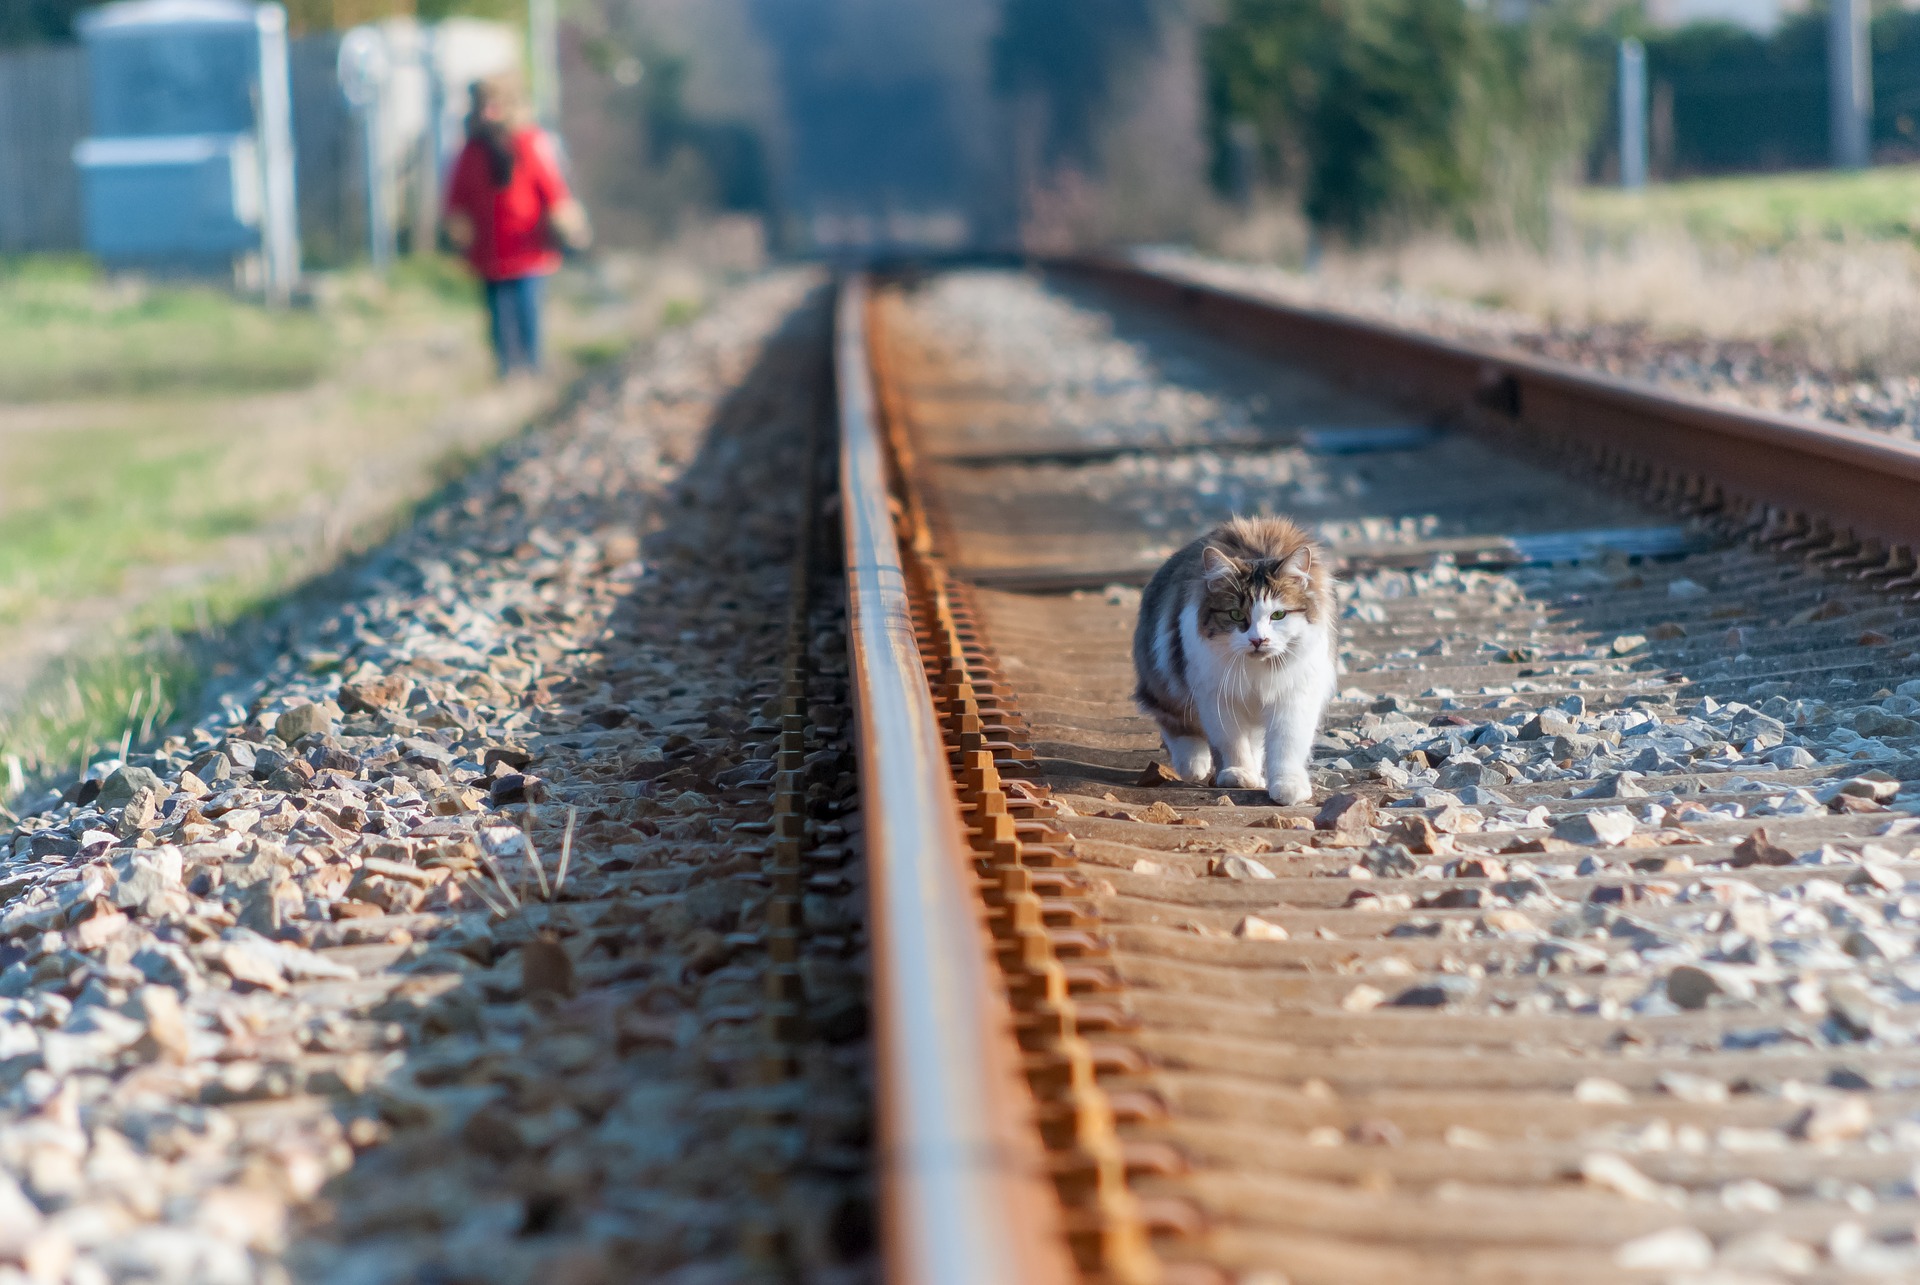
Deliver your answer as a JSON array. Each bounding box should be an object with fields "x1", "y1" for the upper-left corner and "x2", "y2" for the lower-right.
[
  {"x1": 835, "y1": 275, "x2": 1074, "y2": 1285},
  {"x1": 1059, "y1": 256, "x2": 1920, "y2": 555}
]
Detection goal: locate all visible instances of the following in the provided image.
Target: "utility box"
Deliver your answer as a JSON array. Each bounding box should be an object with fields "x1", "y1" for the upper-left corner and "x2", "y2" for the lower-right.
[{"x1": 74, "y1": 0, "x2": 300, "y2": 298}]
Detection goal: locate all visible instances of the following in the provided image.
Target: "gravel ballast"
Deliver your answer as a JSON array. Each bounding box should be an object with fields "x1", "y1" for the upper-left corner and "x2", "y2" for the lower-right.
[{"x1": 0, "y1": 271, "x2": 873, "y2": 1285}]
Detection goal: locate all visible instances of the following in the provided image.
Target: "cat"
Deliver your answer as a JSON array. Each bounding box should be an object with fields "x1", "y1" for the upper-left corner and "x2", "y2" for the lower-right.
[{"x1": 1132, "y1": 516, "x2": 1338, "y2": 804}]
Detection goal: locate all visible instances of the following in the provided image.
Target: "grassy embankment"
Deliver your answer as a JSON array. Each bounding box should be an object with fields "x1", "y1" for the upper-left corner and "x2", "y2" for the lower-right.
[
  {"x1": 1231, "y1": 165, "x2": 1920, "y2": 372},
  {"x1": 1572, "y1": 164, "x2": 1920, "y2": 248},
  {"x1": 0, "y1": 253, "x2": 702, "y2": 807}
]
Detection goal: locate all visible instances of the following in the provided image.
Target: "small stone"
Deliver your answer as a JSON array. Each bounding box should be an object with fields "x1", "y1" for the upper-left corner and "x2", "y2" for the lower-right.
[
  {"x1": 1135, "y1": 761, "x2": 1181, "y2": 787},
  {"x1": 1852, "y1": 708, "x2": 1920, "y2": 738},
  {"x1": 1576, "y1": 771, "x2": 1646, "y2": 800},
  {"x1": 1572, "y1": 1077, "x2": 1633, "y2": 1104},
  {"x1": 1349, "y1": 1117, "x2": 1403, "y2": 1146},
  {"x1": 1388, "y1": 979, "x2": 1472, "y2": 1007},
  {"x1": 1609, "y1": 634, "x2": 1648, "y2": 657},
  {"x1": 1614, "y1": 1227, "x2": 1713, "y2": 1271},
  {"x1": 521, "y1": 933, "x2": 576, "y2": 999},
  {"x1": 339, "y1": 676, "x2": 412, "y2": 715},
  {"x1": 115, "y1": 788, "x2": 158, "y2": 837},
  {"x1": 1140, "y1": 800, "x2": 1181, "y2": 825},
  {"x1": 1552, "y1": 808, "x2": 1635, "y2": 846},
  {"x1": 1424, "y1": 805, "x2": 1482, "y2": 834},
  {"x1": 483, "y1": 746, "x2": 533, "y2": 772},
  {"x1": 188, "y1": 750, "x2": 233, "y2": 783},
  {"x1": 1387, "y1": 815, "x2": 1447, "y2": 854},
  {"x1": 1250, "y1": 813, "x2": 1313, "y2": 830},
  {"x1": 216, "y1": 939, "x2": 288, "y2": 992},
  {"x1": 1845, "y1": 864, "x2": 1902, "y2": 894},
  {"x1": 1655, "y1": 1071, "x2": 1727, "y2": 1104},
  {"x1": 1718, "y1": 1232, "x2": 1817, "y2": 1274},
  {"x1": 1313, "y1": 791, "x2": 1375, "y2": 836},
  {"x1": 1667, "y1": 963, "x2": 1752, "y2": 1010},
  {"x1": 68, "y1": 900, "x2": 129, "y2": 952},
  {"x1": 1827, "y1": 981, "x2": 1885, "y2": 1039},
  {"x1": 1234, "y1": 915, "x2": 1288, "y2": 941},
  {"x1": 1341, "y1": 984, "x2": 1385, "y2": 1012},
  {"x1": 96, "y1": 765, "x2": 162, "y2": 810},
  {"x1": 1478, "y1": 908, "x2": 1533, "y2": 933},
  {"x1": 1360, "y1": 844, "x2": 1418, "y2": 877},
  {"x1": 1210, "y1": 855, "x2": 1275, "y2": 880},
  {"x1": 1835, "y1": 775, "x2": 1899, "y2": 802},
  {"x1": 1730, "y1": 827, "x2": 1794, "y2": 867},
  {"x1": 1788, "y1": 1096, "x2": 1871, "y2": 1143},
  {"x1": 1581, "y1": 1153, "x2": 1666, "y2": 1202},
  {"x1": 266, "y1": 762, "x2": 315, "y2": 793},
  {"x1": 274, "y1": 701, "x2": 342, "y2": 744},
  {"x1": 1518, "y1": 708, "x2": 1576, "y2": 741},
  {"x1": 133, "y1": 986, "x2": 191, "y2": 1064}
]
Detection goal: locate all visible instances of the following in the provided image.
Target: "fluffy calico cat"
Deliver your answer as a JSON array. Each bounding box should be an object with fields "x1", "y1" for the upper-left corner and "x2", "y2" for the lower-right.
[{"x1": 1132, "y1": 516, "x2": 1338, "y2": 804}]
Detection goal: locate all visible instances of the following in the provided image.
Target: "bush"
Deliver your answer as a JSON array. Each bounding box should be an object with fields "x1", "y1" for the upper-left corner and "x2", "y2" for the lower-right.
[{"x1": 1206, "y1": 0, "x2": 1598, "y2": 240}]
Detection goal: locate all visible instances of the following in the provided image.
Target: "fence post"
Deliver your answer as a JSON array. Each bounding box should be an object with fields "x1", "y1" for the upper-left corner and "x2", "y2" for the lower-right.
[
  {"x1": 338, "y1": 26, "x2": 393, "y2": 272},
  {"x1": 1618, "y1": 38, "x2": 1647, "y2": 190},
  {"x1": 1830, "y1": 0, "x2": 1871, "y2": 170}
]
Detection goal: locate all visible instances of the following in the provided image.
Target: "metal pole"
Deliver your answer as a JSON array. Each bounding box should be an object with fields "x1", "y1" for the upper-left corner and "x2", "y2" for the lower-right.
[
  {"x1": 362, "y1": 105, "x2": 392, "y2": 272},
  {"x1": 338, "y1": 27, "x2": 393, "y2": 273},
  {"x1": 1618, "y1": 38, "x2": 1648, "y2": 190},
  {"x1": 1830, "y1": 0, "x2": 1872, "y2": 170},
  {"x1": 529, "y1": 0, "x2": 560, "y2": 131}
]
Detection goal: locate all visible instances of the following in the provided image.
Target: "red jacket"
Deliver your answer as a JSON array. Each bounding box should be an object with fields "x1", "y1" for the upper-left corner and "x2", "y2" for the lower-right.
[{"x1": 445, "y1": 127, "x2": 569, "y2": 281}]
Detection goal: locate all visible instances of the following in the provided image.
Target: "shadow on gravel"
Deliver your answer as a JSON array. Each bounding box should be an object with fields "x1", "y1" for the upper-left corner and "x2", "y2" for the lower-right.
[{"x1": 275, "y1": 280, "x2": 876, "y2": 1285}]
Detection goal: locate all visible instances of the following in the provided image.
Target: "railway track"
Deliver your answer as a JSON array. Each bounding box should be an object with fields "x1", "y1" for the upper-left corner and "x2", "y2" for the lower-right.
[{"x1": 838, "y1": 265, "x2": 1920, "y2": 1283}]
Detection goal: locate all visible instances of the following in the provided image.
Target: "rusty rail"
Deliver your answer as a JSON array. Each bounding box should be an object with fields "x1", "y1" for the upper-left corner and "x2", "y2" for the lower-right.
[
  {"x1": 1059, "y1": 256, "x2": 1920, "y2": 570},
  {"x1": 836, "y1": 276, "x2": 1075, "y2": 1285}
]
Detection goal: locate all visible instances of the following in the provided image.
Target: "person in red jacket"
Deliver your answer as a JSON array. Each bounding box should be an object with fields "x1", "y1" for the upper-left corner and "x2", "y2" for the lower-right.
[{"x1": 444, "y1": 74, "x2": 590, "y2": 377}]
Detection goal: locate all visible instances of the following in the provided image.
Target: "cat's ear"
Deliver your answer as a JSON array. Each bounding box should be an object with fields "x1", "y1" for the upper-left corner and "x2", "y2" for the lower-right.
[
  {"x1": 1277, "y1": 545, "x2": 1315, "y2": 583},
  {"x1": 1201, "y1": 547, "x2": 1239, "y2": 584}
]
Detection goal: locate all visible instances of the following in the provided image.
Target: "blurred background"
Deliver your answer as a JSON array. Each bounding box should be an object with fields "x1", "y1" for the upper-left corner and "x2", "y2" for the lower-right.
[{"x1": 2, "y1": 0, "x2": 1918, "y2": 805}]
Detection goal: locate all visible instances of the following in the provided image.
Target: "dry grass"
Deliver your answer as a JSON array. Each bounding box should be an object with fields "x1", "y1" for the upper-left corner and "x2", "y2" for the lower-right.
[
  {"x1": 1197, "y1": 170, "x2": 1920, "y2": 375},
  {"x1": 1328, "y1": 233, "x2": 1920, "y2": 373}
]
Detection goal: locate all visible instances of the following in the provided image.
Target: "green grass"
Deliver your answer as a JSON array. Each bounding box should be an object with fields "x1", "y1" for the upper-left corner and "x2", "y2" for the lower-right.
[
  {"x1": 1571, "y1": 164, "x2": 1920, "y2": 250},
  {"x1": 0, "y1": 249, "x2": 660, "y2": 806},
  {"x1": 0, "y1": 424, "x2": 264, "y2": 627},
  {"x1": 0, "y1": 254, "x2": 503, "y2": 802},
  {"x1": 0, "y1": 568, "x2": 301, "y2": 806},
  {"x1": 661, "y1": 296, "x2": 703, "y2": 327},
  {"x1": 0, "y1": 256, "x2": 333, "y2": 400}
]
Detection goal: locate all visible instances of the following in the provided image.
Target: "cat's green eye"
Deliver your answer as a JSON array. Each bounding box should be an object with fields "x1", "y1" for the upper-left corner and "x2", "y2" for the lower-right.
[
  {"x1": 1227, "y1": 609, "x2": 1246, "y2": 622},
  {"x1": 1271, "y1": 609, "x2": 1288, "y2": 621}
]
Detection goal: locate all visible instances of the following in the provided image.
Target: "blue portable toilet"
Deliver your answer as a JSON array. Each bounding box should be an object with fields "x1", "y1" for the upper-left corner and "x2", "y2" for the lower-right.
[{"x1": 74, "y1": 0, "x2": 299, "y2": 298}]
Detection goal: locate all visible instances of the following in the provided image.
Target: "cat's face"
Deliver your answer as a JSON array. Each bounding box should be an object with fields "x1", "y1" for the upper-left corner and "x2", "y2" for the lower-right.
[{"x1": 1199, "y1": 548, "x2": 1317, "y2": 663}]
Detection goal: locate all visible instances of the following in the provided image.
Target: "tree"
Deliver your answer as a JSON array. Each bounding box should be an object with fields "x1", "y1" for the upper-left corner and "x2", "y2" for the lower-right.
[
  {"x1": 993, "y1": 0, "x2": 1163, "y2": 168},
  {"x1": 0, "y1": 0, "x2": 94, "y2": 46},
  {"x1": 1207, "y1": 0, "x2": 1597, "y2": 239}
]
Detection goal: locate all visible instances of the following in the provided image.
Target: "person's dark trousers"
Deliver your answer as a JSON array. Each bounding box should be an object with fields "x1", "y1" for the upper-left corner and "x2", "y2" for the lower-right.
[{"x1": 484, "y1": 274, "x2": 545, "y2": 376}]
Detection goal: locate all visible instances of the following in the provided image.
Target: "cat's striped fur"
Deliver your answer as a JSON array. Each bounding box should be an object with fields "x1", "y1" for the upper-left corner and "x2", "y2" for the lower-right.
[{"x1": 1132, "y1": 516, "x2": 1338, "y2": 804}]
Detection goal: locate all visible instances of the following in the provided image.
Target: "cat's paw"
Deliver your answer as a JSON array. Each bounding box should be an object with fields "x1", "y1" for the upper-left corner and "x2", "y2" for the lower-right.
[
  {"x1": 1267, "y1": 773, "x2": 1313, "y2": 805},
  {"x1": 1215, "y1": 766, "x2": 1263, "y2": 790}
]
